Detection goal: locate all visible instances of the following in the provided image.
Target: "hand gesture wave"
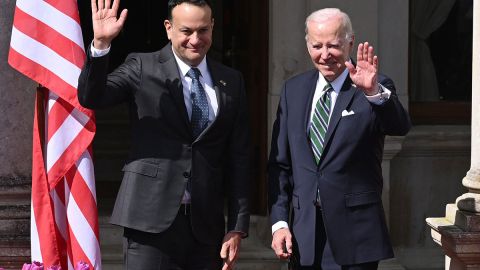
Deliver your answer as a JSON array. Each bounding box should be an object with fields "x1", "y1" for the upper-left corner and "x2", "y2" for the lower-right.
[
  {"x1": 345, "y1": 42, "x2": 379, "y2": 95},
  {"x1": 91, "y1": 0, "x2": 128, "y2": 49}
]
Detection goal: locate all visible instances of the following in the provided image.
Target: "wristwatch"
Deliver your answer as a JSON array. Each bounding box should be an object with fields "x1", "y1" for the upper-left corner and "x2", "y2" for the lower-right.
[{"x1": 377, "y1": 84, "x2": 389, "y2": 103}]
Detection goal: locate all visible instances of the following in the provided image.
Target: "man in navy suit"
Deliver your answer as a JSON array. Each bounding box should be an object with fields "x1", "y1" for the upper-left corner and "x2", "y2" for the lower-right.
[{"x1": 268, "y1": 8, "x2": 411, "y2": 270}]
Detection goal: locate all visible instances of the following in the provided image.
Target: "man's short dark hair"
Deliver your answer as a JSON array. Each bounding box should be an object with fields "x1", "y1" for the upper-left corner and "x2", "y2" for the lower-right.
[{"x1": 167, "y1": 0, "x2": 213, "y2": 20}]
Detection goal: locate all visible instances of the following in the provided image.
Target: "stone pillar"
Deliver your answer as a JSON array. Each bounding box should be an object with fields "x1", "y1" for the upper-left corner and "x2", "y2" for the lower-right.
[
  {"x1": 382, "y1": 136, "x2": 405, "y2": 227},
  {"x1": 0, "y1": 0, "x2": 35, "y2": 268},
  {"x1": 268, "y1": 0, "x2": 310, "y2": 144},
  {"x1": 426, "y1": 2, "x2": 480, "y2": 269},
  {"x1": 460, "y1": 0, "x2": 480, "y2": 199}
]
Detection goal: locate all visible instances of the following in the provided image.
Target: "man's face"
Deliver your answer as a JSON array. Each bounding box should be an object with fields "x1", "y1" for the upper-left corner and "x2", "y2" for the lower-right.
[
  {"x1": 306, "y1": 17, "x2": 353, "y2": 81},
  {"x1": 164, "y1": 3, "x2": 214, "y2": 66}
]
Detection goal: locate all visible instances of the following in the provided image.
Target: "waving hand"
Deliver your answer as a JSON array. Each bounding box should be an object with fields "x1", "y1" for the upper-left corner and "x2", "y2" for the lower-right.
[
  {"x1": 345, "y1": 42, "x2": 379, "y2": 95},
  {"x1": 91, "y1": 0, "x2": 128, "y2": 49}
]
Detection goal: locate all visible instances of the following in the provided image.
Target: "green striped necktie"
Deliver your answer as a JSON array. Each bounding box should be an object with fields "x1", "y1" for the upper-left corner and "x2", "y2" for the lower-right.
[{"x1": 310, "y1": 83, "x2": 333, "y2": 165}]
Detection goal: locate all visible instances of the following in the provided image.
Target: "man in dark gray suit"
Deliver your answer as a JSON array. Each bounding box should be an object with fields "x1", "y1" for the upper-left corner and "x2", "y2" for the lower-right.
[
  {"x1": 78, "y1": 0, "x2": 250, "y2": 269},
  {"x1": 268, "y1": 8, "x2": 410, "y2": 270}
]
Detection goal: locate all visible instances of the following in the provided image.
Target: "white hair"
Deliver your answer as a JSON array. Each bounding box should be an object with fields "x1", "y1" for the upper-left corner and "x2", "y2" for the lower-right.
[{"x1": 305, "y1": 8, "x2": 354, "y2": 42}]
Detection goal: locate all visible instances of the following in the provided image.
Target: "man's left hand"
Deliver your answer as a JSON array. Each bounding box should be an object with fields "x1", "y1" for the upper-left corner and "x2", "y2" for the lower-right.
[
  {"x1": 345, "y1": 42, "x2": 379, "y2": 95},
  {"x1": 220, "y1": 232, "x2": 242, "y2": 270}
]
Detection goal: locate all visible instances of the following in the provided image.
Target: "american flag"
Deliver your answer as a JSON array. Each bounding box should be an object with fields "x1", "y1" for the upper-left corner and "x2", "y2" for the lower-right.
[{"x1": 8, "y1": 0, "x2": 101, "y2": 269}]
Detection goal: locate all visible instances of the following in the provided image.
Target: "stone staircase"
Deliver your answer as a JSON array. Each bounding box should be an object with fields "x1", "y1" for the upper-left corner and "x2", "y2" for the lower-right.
[{"x1": 98, "y1": 213, "x2": 405, "y2": 270}]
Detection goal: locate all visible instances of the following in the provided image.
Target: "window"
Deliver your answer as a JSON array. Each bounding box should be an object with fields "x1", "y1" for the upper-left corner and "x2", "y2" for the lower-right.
[{"x1": 409, "y1": 0, "x2": 472, "y2": 124}]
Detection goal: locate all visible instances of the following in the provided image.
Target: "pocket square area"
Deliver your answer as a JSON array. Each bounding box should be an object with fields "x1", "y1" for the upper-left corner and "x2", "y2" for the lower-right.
[{"x1": 341, "y1": 110, "x2": 355, "y2": 117}]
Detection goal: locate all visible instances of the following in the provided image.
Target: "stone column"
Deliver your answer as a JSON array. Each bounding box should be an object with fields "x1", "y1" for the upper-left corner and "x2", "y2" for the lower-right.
[
  {"x1": 0, "y1": 1, "x2": 35, "y2": 268},
  {"x1": 268, "y1": 0, "x2": 310, "y2": 144},
  {"x1": 460, "y1": 0, "x2": 480, "y2": 201},
  {"x1": 426, "y1": 2, "x2": 480, "y2": 269}
]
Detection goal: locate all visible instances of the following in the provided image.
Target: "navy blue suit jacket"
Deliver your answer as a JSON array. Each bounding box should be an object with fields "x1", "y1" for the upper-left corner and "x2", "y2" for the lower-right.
[{"x1": 268, "y1": 69, "x2": 411, "y2": 265}]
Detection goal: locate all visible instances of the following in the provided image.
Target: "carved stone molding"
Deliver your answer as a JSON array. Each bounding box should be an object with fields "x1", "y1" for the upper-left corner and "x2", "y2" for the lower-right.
[
  {"x1": 463, "y1": 169, "x2": 480, "y2": 193},
  {"x1": 427, "y1": 204, "x2": 480, "y2": 269},
  {"x1": 397, "y1": 125, "x2": 470, "y2": 158}
]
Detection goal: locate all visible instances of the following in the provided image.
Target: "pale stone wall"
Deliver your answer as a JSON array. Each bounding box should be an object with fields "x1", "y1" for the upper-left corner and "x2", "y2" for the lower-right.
[
  {"x1": 0, "y1": 0, "x2": 35, "y2": 178},
  {"x1": 391, "y1": 126, "x2": 469, "y2": 269},
  {"x1": 0, "y1": 0, "x2": 36, "y2": 267}
]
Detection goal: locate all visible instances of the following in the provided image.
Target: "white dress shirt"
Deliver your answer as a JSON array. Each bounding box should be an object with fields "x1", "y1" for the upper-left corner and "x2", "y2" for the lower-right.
[{"x1": 171, "y1": 50, "x2": 218, "y2": 122}]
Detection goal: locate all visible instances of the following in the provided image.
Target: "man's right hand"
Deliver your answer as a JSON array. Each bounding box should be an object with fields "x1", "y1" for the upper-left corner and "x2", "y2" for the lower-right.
[
  {"x1": 91, "y1": 0, "x2": 128, "y2": 49},
  {"x1": 271, "y1": 228, "x2": 293, "y2": 260}
]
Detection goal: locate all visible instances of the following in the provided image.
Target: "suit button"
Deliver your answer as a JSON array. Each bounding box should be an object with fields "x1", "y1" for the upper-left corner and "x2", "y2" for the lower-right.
[{"x1": 183, "y1": 171, "x2": 191, "y2": 178}]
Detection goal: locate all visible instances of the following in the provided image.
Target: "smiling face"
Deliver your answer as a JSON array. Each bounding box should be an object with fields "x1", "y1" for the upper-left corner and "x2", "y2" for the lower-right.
[
  {"x1": 306, "y1": 16, "x2": 354, "y2": 82},
  {"x1": 164, "y1": 3, "x2": 214, "y2": 67}
]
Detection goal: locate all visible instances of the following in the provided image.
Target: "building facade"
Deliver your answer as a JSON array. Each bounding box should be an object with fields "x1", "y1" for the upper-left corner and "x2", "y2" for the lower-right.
[{"x1": 0, "y1": 0, "x2": 475, "y2": 269}]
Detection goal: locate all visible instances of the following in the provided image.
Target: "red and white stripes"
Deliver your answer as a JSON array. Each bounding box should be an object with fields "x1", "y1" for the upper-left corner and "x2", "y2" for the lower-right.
[{"x1": 9, "y1": 0, "x2": 100, "y2": 269}]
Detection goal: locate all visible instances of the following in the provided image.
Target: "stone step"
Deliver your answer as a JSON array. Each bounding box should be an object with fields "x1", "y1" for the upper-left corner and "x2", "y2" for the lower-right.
[
  {"x1": 99, "y1": 215, "x2": 284, "y2": 269},
  {"x1": 98, "y1": 214, "x2": 405, "y2": 269},
  {"x1": 379, "y1": 258, "x2": 406, "y2": 270}
]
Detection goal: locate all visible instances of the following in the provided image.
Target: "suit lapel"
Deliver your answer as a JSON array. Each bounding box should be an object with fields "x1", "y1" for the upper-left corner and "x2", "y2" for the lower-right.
[
  {"x1": 158, "y1": 45, "x2": 192, "y2": 133},
  {"x1": 207, "y1": 57, "x2": 226, "y2": 112},
  {"x1": 299, "y1": 71, "x2": 321, "y2": 170},
  {"x1": 303, "y1": 71, "x2": 320, "y2": 134}
]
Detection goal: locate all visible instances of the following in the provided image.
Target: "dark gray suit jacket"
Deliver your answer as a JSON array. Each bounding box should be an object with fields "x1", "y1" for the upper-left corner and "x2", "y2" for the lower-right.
[
  {"x1": 78, "y1": 44, "x2": 250, "y2": 245},
  {"x1": 268, "y1": 70, "x2": 411, "y2": 265}
]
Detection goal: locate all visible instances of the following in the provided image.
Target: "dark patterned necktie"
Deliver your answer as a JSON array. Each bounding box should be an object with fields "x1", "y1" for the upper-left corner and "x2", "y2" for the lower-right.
[
  {"x1": 187, "y1": 68, "x2": 209, "y2": 139},
  {"x1": 309, "y1": 83, "x2": 332, "y2": 165}
]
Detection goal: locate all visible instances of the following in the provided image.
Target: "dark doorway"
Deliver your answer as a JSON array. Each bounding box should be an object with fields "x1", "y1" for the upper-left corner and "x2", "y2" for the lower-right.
[{"x1": 78, "y1": 0, "x2": 269, "y2": 215}]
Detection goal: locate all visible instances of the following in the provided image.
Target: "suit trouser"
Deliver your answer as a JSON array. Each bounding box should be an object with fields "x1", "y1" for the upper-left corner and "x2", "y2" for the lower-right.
[
  {"x1": 291, "y1": 207, "x2": 378, "y2": 270},
  {"x1": 123, "y1": 205, "x2": 222, "y2": 270}
]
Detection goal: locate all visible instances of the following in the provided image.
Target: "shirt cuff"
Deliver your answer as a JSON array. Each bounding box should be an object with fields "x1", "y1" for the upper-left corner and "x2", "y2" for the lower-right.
[
  {"x1": 365, "y1": 84, "x2": 391, "y2": 105},
  {"x1": 272, "y1": 221, "x2": 289, "y2": 235},
  {"x1": 90, "y1": 40, "x2": 111, "y2": 57}
]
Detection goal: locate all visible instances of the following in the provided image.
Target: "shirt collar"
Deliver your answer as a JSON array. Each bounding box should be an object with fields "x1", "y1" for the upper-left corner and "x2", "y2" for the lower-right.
[
  {"x1": 318, "y1": 67, "x2": 349, "y2": 94},
  {"x1": 172, "y1": 47, "x2": 208, "y2": 78}
]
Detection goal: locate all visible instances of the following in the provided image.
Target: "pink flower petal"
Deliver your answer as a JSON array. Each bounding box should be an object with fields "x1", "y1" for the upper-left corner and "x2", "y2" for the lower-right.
[
  {"x1": 22, "y1": 261, "x2": 44, "y2": 270},
  {"x1": 75, "y1": 261, "x2": 90, "y2": 270}
]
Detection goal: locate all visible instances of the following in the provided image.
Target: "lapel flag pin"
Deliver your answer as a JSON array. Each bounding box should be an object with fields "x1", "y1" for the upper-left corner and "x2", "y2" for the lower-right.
[{"x1": 219, "y1": 80, "x2": 227, "y2": 86}]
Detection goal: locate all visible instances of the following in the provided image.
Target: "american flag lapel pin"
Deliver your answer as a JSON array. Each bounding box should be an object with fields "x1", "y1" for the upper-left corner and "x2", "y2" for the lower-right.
[{"x1": 219, "y1": 80, "x2": 227, "y2": 86}]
